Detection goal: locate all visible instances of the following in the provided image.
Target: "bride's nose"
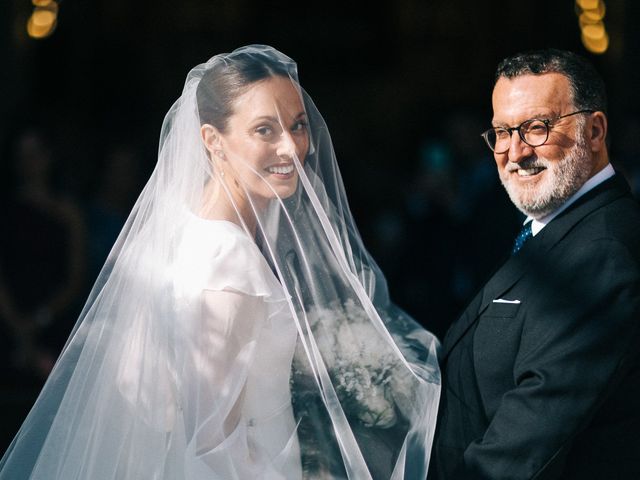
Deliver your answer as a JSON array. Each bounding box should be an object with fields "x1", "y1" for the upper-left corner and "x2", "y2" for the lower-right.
[{"x1": 276, "y1": 131, "x2": 298, "y2": 160}]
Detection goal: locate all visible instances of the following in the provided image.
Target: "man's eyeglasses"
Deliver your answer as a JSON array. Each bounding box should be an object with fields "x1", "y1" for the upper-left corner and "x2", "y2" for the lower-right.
[{"x1": 481, "y1": 110, "x2": 594, "y2": 154}]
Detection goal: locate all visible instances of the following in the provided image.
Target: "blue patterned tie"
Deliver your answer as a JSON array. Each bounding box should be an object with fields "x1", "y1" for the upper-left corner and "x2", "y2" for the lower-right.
[{"x1": 512, "y1": 221, "x2": 533, "y2": 255}]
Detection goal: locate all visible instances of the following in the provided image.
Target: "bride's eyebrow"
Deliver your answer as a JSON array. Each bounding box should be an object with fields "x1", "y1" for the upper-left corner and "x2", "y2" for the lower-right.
[
  {"x1": 252, "y1": 115, "x2": 278, "y2": 123},
  {"x1": 251, "y1": 112, "x2": 307, "y2": 123}
]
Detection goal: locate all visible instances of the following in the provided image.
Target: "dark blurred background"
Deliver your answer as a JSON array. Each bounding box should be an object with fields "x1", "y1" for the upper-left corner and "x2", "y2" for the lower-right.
[{"x1": 2, "y1": 0, "x2": 639, "y2": 453}]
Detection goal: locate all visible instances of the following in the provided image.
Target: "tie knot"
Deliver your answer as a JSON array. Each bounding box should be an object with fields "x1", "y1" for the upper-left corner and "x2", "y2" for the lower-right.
[{"x1": 512, "y1": 221, "x2": 533, "y2": 255}]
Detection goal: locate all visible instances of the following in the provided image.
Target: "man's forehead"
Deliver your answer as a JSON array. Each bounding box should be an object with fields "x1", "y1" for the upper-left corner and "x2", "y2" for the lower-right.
[
  {"x1": 491, "y1": 73, "x2": 572, "y2": 121},
  {"x1": 493, "y1": 73, "x2": 571, "y2": 100}
]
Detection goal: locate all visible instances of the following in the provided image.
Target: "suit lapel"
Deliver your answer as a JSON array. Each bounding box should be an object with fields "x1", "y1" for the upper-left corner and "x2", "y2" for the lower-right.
[
  {"x1": 441, "y1": 173, "x2": 630, "y2": 362},
  {"x1": 441, "y1": 253, "x2": 529, "y2": 361}
]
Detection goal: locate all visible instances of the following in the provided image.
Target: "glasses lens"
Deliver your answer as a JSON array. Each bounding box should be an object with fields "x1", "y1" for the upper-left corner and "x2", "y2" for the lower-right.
[
  {"x1": 487, "y1": 128, "x2": 510, "y2": 153},
  {"x1": 522, "y1": 119, "x2": 548, "y2": 147}
]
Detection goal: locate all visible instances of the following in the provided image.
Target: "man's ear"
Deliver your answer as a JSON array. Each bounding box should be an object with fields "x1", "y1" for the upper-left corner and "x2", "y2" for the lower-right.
[
  {"x1": 589, "y1": 111, "x2": 607, "y2": 152},
  {"x1": 200, "y1": 124, "x2": 223, "y2": 156}
]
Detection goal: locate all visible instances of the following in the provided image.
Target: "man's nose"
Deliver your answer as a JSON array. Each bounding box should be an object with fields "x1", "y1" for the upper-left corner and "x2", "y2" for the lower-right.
[{"x1": 506, "y1": 132, "x2": 534, "y2": 163}]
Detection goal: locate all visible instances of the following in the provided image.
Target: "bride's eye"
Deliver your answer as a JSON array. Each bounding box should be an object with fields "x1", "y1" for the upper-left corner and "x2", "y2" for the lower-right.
[
  {"x1": 291, "y1": 120, "x2": 308, "y2": 133},
  {"x1": 255, "y1": 125, "x2": 273, "y2": 136}
]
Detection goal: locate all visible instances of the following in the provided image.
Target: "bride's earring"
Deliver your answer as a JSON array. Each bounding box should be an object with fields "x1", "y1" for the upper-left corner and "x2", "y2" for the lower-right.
[{"x1": 214, "y1": 151, "x2": 226, "y2": 177}]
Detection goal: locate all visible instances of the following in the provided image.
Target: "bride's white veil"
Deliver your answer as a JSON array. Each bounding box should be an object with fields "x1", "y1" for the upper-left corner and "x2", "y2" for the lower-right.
[{"x1": 0, "y1": 44, "x2": 440, "y2": 479}]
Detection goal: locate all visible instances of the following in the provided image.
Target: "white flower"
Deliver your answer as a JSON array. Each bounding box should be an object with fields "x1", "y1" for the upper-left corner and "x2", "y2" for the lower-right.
[
  {"x1": 298, "y1": 299, "x2": 418, "y2": 428},
  {"x1": 356, "y1": 384, "x2": 396, "y2": 428}
]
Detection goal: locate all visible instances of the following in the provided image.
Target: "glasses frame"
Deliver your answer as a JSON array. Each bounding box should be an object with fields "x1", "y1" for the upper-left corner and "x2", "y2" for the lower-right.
[{"x1": 481, "y1": 109, "x2": 594, "y2": 154}]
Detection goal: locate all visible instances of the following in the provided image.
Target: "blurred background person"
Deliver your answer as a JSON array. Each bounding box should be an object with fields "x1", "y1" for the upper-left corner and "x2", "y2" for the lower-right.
[
  {"x1": 84, "y1": 141, "x2": 144, "y2": 284},
  {"x1": 0, "y1": 125, "x2": 86, "y2": 384}
]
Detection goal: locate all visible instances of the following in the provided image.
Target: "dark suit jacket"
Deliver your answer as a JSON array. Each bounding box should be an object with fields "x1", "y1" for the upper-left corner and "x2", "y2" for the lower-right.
[{"x1": 431, "y1": 174, "x2": 640, "y2": 479}]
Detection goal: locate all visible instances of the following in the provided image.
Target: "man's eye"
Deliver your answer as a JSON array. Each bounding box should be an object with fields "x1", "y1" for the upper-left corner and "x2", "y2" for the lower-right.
[
  {"x1": 495, "y1": 129, "x2": 510, "y2": 139},
  {"x1": 527, "y1": 123, "x2": 547, "y2": 134}
]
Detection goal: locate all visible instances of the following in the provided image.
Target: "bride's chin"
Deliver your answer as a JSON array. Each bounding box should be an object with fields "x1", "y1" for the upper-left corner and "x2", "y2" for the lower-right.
[{"x1": 271, "y1": 182, "x2": 299, "y2": 201}]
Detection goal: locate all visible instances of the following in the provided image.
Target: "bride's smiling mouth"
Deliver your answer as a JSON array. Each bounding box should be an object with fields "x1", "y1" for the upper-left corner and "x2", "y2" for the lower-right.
[{"x1": 266, "y1": 163, "x2": 295, "y2": 177}]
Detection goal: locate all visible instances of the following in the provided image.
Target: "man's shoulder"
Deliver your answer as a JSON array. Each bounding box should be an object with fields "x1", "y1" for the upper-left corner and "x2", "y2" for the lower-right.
[
  {"x1": 549, "y1": 174, "x2": 639, "y2": 246},
  {"x1": 574, "y1": 191, "x2": 640, "y2": 245}
]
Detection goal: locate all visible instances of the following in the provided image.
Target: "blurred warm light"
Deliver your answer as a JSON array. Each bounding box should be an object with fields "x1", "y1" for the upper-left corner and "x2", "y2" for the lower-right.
[
  {"x1": 579, "y1": 12, "x2": 599, "y2": 28},
  {"x1": 32, "y1": 8, "x2": 57, "y2": 27},
  {"x1": 26, "y1": 1, "x2": 58, "y2": 39},
  {"x1": 582, "y1": 22, "x2": 606, "y2": 40},
  {"x1": 576, "y1": 0, "x2": 608, "y2": 54},
  {"x1": 576, "y1": 0, "x2": 599, "y2": 9},
  {"x1": 26, "y1": 14, "x2": 56, "y2": 39},
  {"x1": 581, "y1": 3, "x2": 606, "y2": 21},
  {"x1": 582, "y1": 31, "x2": 609, "y2": 54}
]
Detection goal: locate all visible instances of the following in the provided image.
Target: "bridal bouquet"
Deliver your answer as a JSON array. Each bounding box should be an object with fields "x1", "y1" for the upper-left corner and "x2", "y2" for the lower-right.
[
  {"x1": 301, "y1": 299, "x2": 416, "y2": 429},
  {"x1": 290, "y1": 297, "x2": 439, "y2": 477}
]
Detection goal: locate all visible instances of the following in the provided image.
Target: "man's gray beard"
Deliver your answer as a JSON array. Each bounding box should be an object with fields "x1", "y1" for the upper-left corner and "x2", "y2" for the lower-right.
[{"x1": 501, "y1": 127, "x2": 592, "y2": 219}]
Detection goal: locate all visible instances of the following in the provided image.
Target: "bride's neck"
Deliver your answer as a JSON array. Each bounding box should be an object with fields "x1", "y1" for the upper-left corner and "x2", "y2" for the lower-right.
[{"x1": 200, "y1": 180, "x2": 263, "y2": 236}]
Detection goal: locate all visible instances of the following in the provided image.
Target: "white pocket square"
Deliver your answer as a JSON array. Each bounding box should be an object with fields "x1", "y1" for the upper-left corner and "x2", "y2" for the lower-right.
[{"x1": 493, "y1": 298, "x2": 521, "y2": 304}]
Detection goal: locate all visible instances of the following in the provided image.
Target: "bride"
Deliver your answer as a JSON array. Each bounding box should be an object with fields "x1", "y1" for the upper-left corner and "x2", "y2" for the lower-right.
[{"x1": 0, "y1": 45, "x2": 440, "y2": 479}]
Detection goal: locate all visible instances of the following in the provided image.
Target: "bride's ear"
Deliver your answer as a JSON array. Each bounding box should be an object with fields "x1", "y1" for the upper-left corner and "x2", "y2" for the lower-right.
[{"x1": 200, "y1": 124, "x2": 224, "y2": 159}]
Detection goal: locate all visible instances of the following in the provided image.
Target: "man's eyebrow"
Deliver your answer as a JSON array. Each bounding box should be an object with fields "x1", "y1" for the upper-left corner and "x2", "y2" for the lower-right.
[{"x1": 492, "y1": 112, "x2": 555, "y2": 128}]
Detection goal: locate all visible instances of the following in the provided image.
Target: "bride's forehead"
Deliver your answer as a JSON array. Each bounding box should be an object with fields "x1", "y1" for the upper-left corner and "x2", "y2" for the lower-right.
[{"x1": 232, "y1": 77, "x2": 303, "y2": 115}]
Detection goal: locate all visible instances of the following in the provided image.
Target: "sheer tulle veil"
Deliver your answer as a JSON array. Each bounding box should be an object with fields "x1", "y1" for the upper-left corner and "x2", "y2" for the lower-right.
[{"x1": 0, "y1": 45, "x2": 440, "y2": 479}]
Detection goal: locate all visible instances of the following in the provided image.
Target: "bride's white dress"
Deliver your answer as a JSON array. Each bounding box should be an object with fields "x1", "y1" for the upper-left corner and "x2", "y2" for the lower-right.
[
  {"x1": 122, "y1": 215, "x2": 302, "y2": 479},
  {"x1": 0, "y1": 46, "x2": 441, "y2": 480}
]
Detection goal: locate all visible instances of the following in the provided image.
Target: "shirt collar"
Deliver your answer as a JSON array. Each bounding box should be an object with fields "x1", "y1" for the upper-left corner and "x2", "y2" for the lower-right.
[{"x1": 527, "y1": 163, "x2": 615, "y2": 236}]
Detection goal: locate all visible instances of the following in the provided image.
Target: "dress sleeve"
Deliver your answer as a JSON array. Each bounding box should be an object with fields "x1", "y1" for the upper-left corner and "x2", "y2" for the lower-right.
[
  {"x1": 172, "y1": 220, "x2": 287, "y2": 302},
  {"x1": 182, "y1": 290, "x2": 265, "y2": 456},
  {"x1": 172, "y1": 222, "x2": 292, "y2": 478}
]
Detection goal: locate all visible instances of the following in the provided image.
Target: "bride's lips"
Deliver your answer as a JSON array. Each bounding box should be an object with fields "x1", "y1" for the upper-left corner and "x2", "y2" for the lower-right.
[{"x1": 265, "y1": 162, "x2": 295, "y2": 178}]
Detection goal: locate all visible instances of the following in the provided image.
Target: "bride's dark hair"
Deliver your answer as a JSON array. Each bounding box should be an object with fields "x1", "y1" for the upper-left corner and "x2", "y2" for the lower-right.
[{"x1": 196, "y1": 48, "x2": 294, "y2": 131}]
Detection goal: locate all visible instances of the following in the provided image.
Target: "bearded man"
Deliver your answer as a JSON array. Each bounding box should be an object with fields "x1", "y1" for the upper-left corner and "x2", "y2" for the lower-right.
[{"x1": 430, "y1": 49, "x2": 640, "y2": 479}]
